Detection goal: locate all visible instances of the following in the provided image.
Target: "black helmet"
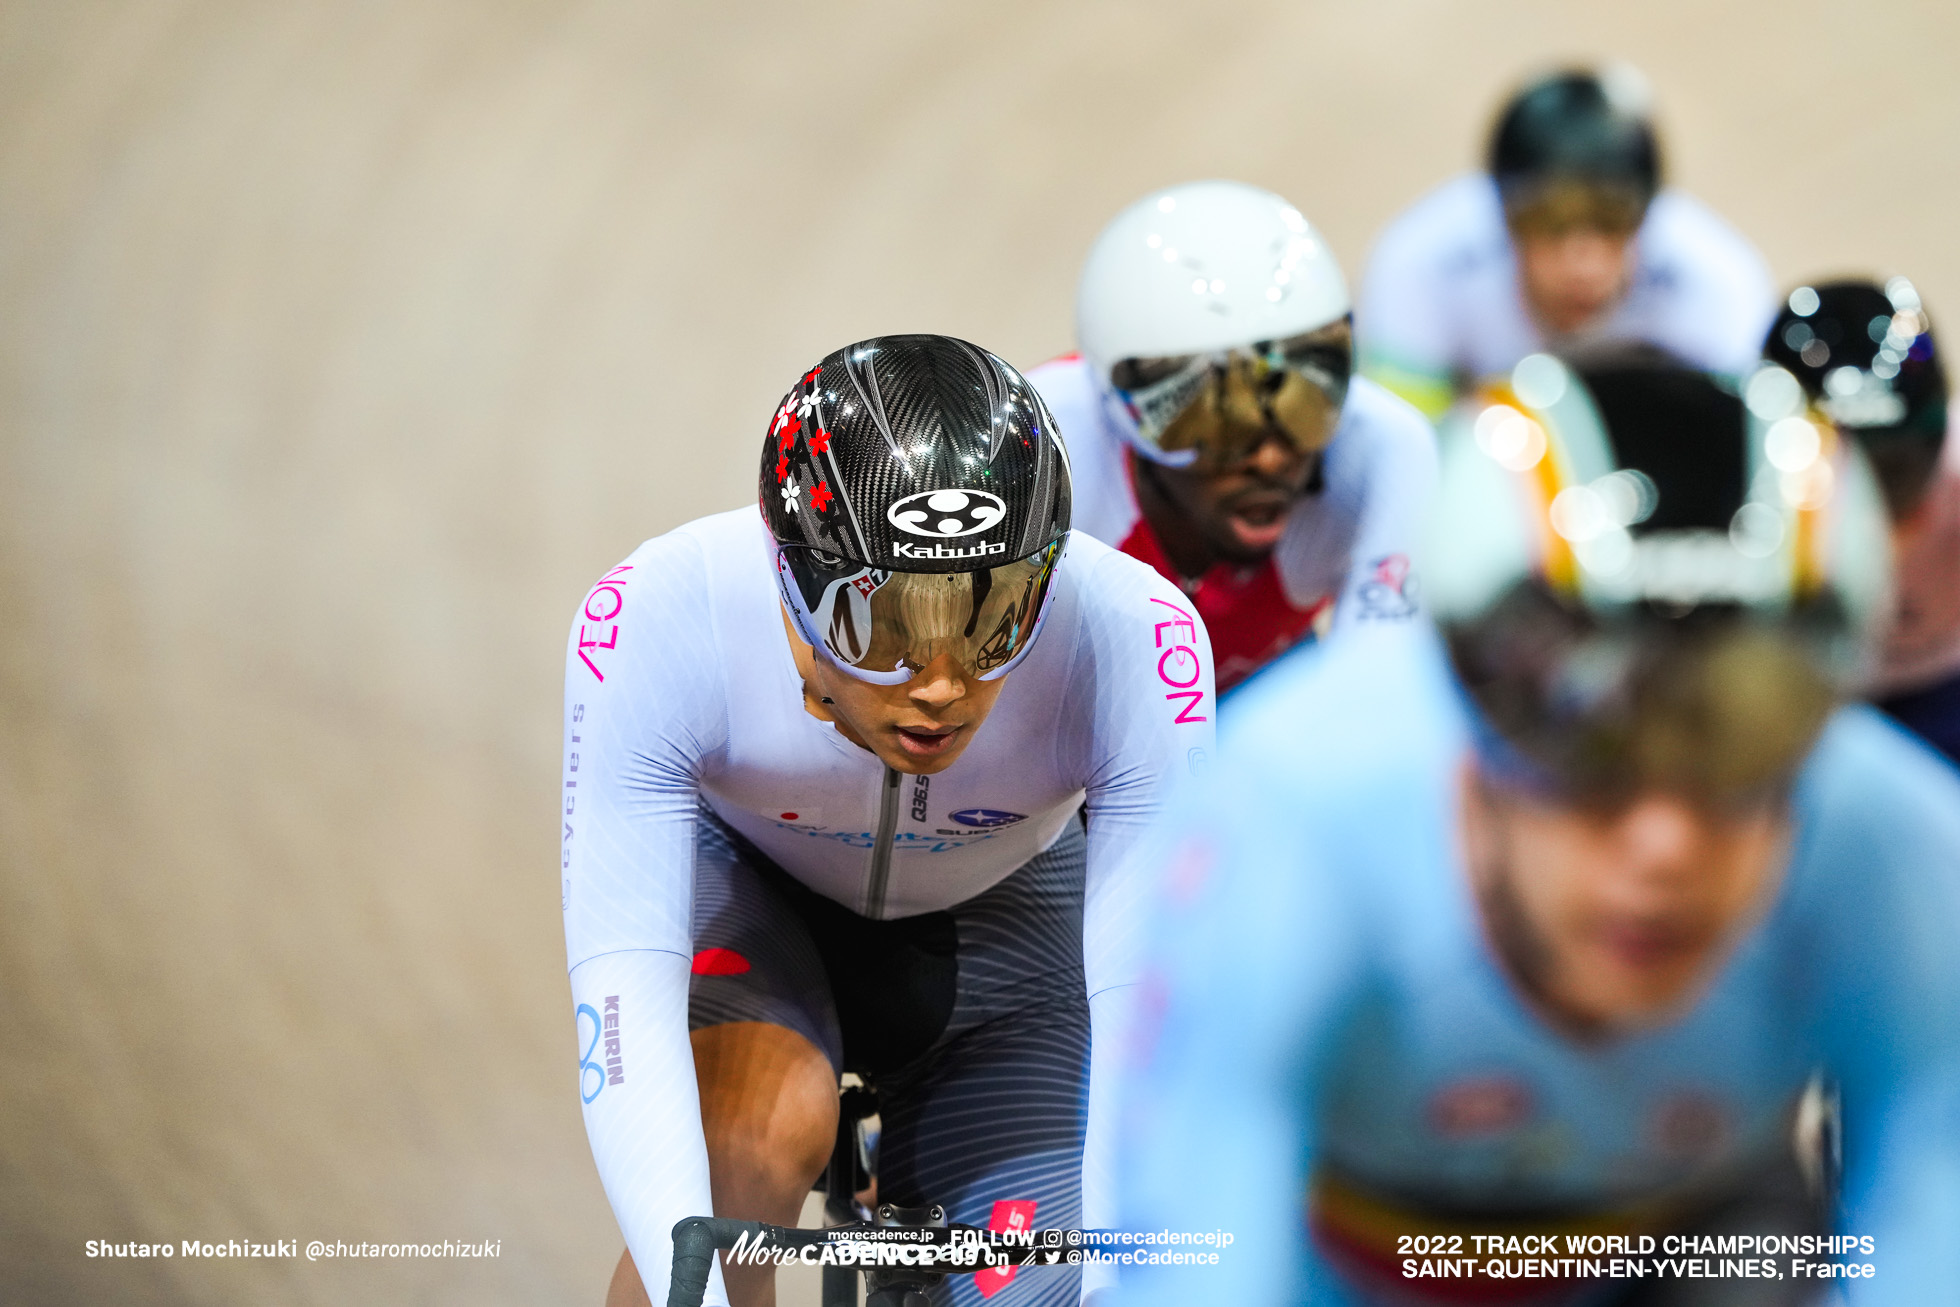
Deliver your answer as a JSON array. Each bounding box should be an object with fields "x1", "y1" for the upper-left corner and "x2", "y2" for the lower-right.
[
  {"x1": 1423, "y1": 344, "x2": 1890, "y2": 803},
  {"x1": 1764, "y1": 278, "x2": 1948, "y2": 518},
  {"x1": 1489, "y1": 67, "x2": 1660, "y2": 223},
  {"x1": 761, "y1": 335, "x2": 1073, "y2": 683}
]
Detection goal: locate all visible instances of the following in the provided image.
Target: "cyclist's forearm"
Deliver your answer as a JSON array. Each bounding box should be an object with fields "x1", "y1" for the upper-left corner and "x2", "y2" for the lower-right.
[
  {"x1": 1074, "y1": 554, "x2": 1217, "y2": 1282},
  {"x1": 1081, "y1": 824, "x2": 1145, "y2": 1256},
  {"x1": 1079, "y1": 983, "x2": 1130, "y2": 1302},
  {"x1": 572, "y1": 949, "x2": 725, "y2": 1307}
]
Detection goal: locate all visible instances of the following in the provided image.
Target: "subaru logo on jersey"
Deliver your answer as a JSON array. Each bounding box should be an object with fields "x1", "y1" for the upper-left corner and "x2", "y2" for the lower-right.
[
  {"x1": 887, "y1": 488, "x2": 1007, "y2": 539},
  {"x1": 950, "y1": 808, "x2": 1027, "y2": 828}
]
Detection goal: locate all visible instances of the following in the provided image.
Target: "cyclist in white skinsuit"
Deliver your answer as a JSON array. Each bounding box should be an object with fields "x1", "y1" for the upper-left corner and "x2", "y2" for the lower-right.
[
  {"x1": 1029, "y1": 181, "x2": 1437, "y2": 696},
  {"x1": 562, "y1": 336, "x2": 1214, "y2": 1307},
  {"x1": 1357, "y1": 66, "x2": 1774, "y2": 419}
]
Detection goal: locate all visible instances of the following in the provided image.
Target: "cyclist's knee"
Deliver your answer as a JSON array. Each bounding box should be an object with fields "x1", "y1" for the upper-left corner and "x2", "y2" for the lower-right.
[
  {"x1": 692, "y1": 1022, "x2": 837, "y2": 1204},
  {"x1": 605, "y1": 1246, "x2": 651, "y2": 1307}
]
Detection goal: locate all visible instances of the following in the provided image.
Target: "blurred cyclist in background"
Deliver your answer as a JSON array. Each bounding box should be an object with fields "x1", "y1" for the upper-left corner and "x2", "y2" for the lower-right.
[
  {"x1": 1117, "y1": 348, "x2": 1960, "y2": 1306},
  {"x1": 1029, "y1": 181, "x2": 1436, "y2": 695},
  {"x1": 1357, "y1": 66, "x2": 1774, "y2": 419},
  {"x1": 563, "y1": 335, "x2": 1213, "y2": 1307},
  {"x1": 1765, "y1": 277, "x2": 1960, "y2": 764}
]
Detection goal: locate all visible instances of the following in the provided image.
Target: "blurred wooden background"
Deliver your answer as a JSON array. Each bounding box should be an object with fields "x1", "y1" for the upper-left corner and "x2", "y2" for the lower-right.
[{"x1": 1, "y1": 1, "x2": 1952, "y2": 1301}]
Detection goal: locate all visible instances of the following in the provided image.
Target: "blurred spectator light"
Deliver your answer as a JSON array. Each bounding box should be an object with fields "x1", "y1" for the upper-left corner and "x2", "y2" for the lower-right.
[
  {"x1": 1473, "y1": 404, "x2": 1549, "y2": 470},
  {"x1": 1730, "y1": 503, "x2": 1786, "y2": 558},
  {"x1": 1511, "y1": 352, "x2": 1569, "y2": 409},
  {"x1": 1745, "y1": 366, "x2": 1804, "y2": 420}
]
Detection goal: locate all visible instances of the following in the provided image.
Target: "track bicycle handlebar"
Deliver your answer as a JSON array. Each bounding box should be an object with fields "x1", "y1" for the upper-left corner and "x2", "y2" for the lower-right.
[{"x1": 668, "y1": 1218, "x2": 810, "y2": 1307}]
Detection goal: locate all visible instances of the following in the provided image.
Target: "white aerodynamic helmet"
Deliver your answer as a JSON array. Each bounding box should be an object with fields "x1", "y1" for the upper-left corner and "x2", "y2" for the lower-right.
[{"x1": 1076, "y1": 180, "x2": 1353, "y2": 466}]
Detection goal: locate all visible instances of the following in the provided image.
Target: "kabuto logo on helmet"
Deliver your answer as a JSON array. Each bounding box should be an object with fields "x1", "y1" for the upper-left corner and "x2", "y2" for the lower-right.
[{"x1": 887, "y1": 488, "x2": 1007, "y2": 539}]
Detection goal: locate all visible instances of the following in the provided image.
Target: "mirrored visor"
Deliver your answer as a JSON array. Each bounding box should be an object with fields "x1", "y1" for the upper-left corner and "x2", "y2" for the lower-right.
[
  {"x1": 1109, "y1": 319, "x2": 1353, "y2": 467},
  {"x1": 1500, "y1": 178, "x2": 1648, "y2": 237},
  {"x1": 775, "y1": 539, "x2": 1065, "y2": 685},
  {"x1": 1451, "y1": 586, "x2": 1840, "y2": 811}
]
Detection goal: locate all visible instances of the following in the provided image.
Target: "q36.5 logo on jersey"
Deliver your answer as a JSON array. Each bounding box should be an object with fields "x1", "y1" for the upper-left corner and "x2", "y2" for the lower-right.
[
  {"x1": 950, "y1": 808, "x2": 1027, "y2": 828},
  {"x1": 888, "y1": 489, "x2": 1006, "y2": 538}
]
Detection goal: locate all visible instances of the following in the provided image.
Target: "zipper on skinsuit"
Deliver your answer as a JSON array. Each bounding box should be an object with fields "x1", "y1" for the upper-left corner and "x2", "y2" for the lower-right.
[{"x1": 863, "y1": 765, "x2": 902, "y2": 917}]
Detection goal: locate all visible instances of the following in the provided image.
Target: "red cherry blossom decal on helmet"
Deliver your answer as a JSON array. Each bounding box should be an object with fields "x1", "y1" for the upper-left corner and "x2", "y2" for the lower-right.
[
  {"x1": 806, "y1": 427, "x2": 831, "y2": 455},
  {"x1": 775, "y1": 453, "x2": 790, "y2": 483},
  {"x1": 810, "y1": 480, "x2": 833, "y2": 512}
]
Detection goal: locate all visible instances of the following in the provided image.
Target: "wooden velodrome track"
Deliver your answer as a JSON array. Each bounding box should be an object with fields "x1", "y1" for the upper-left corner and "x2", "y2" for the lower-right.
[{"x1": 0, "y1": 2, "x2": 1953, "y2": 1302}]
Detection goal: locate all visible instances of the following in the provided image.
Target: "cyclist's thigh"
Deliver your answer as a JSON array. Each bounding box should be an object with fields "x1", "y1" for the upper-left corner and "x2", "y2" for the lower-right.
[
  {"x1": 688, "y1": 808, "x2": 842, "y2": 1068},
  {"x1": 877, "y1": 818, "x2": 1090, "y2": 1307}
]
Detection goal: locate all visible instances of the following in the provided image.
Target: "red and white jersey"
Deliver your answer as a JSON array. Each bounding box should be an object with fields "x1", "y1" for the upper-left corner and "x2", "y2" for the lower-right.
[
  {"x1": 1876, "y1": 416, "x2": 1960, "y2": 694},
  {"x1": 1027, "y1": 355, "x2": 1437, "y2": 693}
]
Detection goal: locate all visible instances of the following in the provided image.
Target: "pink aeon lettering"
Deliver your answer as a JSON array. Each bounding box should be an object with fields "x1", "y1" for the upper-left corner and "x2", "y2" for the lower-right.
[
  {"x1": 1148, "y1": 596, "x2": 1208, "y2": 723},
  {"x1": 584, "y1": 586, "x2": 624, "y2": 623},
  {"x1": 976, "y1": 1199, "x2": 1037, "y2": 1297},
  {"x1": 1157, "y1": 646, "x2": 1200, "y2": 688},
  {"x1": 1165, "y1": 692, "x2": 1207, "y2": 724},
  {"x1": 577, "y1": 566, "x2": 633, "y2": 681}
]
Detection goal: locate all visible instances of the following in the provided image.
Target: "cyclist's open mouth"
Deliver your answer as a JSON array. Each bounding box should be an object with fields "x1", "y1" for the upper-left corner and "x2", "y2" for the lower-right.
[
  {"x1": 1594, "y1": 919, "x2": 1703, "y2": 972},
  {"x1": 1223, "y1": 493, "x2": 1292, "y2": 551},
  {"x1": 894, "y1": 723, "x2": 961, "y2": 759}
]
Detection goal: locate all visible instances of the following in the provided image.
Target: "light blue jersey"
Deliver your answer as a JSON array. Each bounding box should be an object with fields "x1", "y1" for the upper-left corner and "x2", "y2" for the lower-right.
[{"x1": 1120, "y1": 628, "x2": 1960, "y2": 1306}]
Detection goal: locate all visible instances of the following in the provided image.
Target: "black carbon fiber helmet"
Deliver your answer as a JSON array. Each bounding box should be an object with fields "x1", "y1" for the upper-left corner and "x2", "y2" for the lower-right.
[
  {"x1": 760, "y1": 334, "x2": 1070, "y2": 570},
  {"x1": 1764, "y1": 278, "x2": 1948, "y2": 518},
  {"x1": 1489, "y1": 67, "x2": 1660, "y2": 217},
  {"x1": 760, "y1": 335, "x2": 1073, "y2": 683}
]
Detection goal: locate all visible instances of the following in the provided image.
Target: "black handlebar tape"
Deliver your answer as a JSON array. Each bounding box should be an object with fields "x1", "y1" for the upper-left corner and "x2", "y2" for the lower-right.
[
  {"x1": 668, "y1": 1218, "x2": 841, "y2": 1307},
  {"x1": 667, "y1": 1217, "x2": 761, "y2": 1307}
]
